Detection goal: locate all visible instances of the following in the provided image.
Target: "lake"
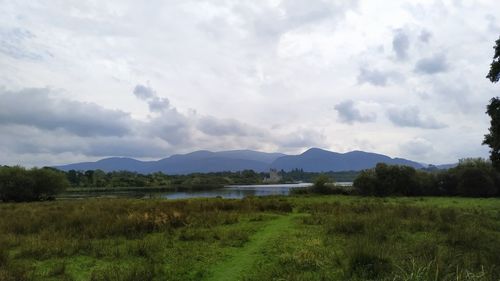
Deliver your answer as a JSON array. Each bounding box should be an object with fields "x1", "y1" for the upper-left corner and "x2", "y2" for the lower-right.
[{"x1": 61, "y1": 182, "x2": 353, "y2": 200}]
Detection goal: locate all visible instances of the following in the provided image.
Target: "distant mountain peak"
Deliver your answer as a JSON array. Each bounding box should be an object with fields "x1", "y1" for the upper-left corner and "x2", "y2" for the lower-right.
[
  {"x1": 271, "y1": 148, "x2": 423, "y2": 172},
  {"x1": 302, "y1": 147, "x2": 332, "y2": 155},
  {"x1": 55, "y1": 148, "x2": 427, "y2": 174}
]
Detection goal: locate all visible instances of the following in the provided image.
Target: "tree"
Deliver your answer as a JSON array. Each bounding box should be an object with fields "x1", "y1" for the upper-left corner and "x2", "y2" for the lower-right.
[
  {"x1": 453, "y1": 158, "x2": 498, "y2": 197},
  {"x1": 312, "y1": 174, "x2": 332, "y2": 194},
  {"x1": 456, "y1": 167, "x2": 496, "y2": 197},
  {"x1": 486, "y1": 36, "x2": 500, "y2": 83},
  {"x1": 353, "y1": 169, "x2": 377, "y2": 195},
  {"x1": 484, "y1": 37, "x2": 500, "y2": 169},
  {"x1": 31, "y1": 168, "x2": 69, "y2": 200},
  {"x1": 0, "y1": 166, "x2": 69, "y2": 202},
  {"x1": 483, "y1": 98, "x2": 500, "y2": 169},
  {"x1": 0, "y1": 166, "x2": 35, "y2": 202}
]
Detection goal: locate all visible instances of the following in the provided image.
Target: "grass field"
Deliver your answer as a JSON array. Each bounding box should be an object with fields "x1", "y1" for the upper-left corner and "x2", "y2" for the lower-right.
[{"x1": 0, "y1": 196, "x2": 499, "y2": 281}]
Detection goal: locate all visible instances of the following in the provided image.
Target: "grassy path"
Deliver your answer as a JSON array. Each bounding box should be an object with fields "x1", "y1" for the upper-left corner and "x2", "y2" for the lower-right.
[{"x1": 205, "y1": 213, "x2": 301, "y2": 281}]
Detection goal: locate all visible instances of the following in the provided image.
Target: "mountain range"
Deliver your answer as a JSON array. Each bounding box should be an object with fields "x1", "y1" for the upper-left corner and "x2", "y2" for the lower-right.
[{"x1": 54, "y1": 148, "x2": 433, "y2": 174}]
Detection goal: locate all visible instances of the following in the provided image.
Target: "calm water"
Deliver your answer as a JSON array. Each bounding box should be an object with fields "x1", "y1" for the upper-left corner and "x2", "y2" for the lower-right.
[
  {"x1": 62, "y1": 182, "x2": 353, "y2": 200},
  {"x1": 161, "y1": 183, "x2": 313, "y2": 199}
]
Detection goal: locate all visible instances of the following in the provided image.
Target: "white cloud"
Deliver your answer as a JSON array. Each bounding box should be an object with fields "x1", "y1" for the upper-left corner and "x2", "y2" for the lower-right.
[
  {"x1": 400, "y1": 138, "x2": 434, "y2": 159},
  {"x1": 0, "y1": 0, "x2": 499, "y2": 165}
]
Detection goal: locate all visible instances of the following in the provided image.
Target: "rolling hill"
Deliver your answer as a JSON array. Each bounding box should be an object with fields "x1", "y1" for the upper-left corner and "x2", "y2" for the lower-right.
[
  {"x1": 55, "y1": 148, "x2": 426, "y2": 174},
  {"x1": 269, "y1": 148, "x2": 423, "y2": 172}
]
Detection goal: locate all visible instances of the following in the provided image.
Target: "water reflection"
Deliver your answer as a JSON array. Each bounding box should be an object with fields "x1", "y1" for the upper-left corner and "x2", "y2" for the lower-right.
[
  {"x1": 162, "y1": 183, "x2": 313, "y2": 199},
  {"x1": 62, "y1": 182, "x2": 353, "y2": 200}
]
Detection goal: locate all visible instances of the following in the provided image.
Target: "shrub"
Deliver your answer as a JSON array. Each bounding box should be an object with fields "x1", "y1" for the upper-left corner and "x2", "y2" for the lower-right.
[
  {"x1": 354, "y1": 163, "x2": 420, "y2": 196},
  {"x1": 312, "y1": 174, "x2": 331, "y2": 194},
  {"x1": 347, "y1": 252, "x2": 392, "y2": 279},
  {"x1": 328, "y1": 217, "x2": 365, "y2": 235},
  {"x1": 456, "y1": 168, "x2": 497, "y2": 197},
  {"x1": 0, "y1": 166, "x2": 36, "y2": 202},
  {"x1": 30, "y1": 168, "x2": 69, "y2": 200},
  {"x1": 0, "y1": 248, "x2": 7, "y2": 267},
  {"x1": 0, "y1": 166, "x2": 69, "y2": 202},
  {"x1": 89, "y1": 263, "x2": 155, "y2": 281},
  {"x1": 353, "y1": 169, "x2": 377, "y2": 196}
]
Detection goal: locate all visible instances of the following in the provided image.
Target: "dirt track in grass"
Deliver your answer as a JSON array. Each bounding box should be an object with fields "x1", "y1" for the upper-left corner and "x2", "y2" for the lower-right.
[{"x1": 205, "y1": 213, "x2": 304, "y2": 281}]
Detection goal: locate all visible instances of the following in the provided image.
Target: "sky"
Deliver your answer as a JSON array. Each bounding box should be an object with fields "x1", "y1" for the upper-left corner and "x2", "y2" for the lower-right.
[{"x1": 0, "y1": 0, "x2": 499, "y2": 166}]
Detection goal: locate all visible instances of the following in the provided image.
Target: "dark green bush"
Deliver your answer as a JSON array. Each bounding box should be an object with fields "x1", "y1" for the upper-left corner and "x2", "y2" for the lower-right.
[
  {"x1": 0, "y1": 248, "x2": 7, "y2": 267},
  {"x1": 347, "y1": 252, "x2": 392, "y2": 279},
  {"x1": 0, "y1": 166, "x2": 69, "y2": 202},
  {"x1": 457, "y1": 165, "x2": 498, "y2": 197},
  {"x1": 0, "y1": 261, "x2": 33, "y2": 281},
  {"x1": 354, "y1": 163, "x2": 420, "y2": 196},
  {"x1": 312, "y1": 174, "x2": 331, "y2": 194},
  {"x1": 328, "y1": 217, "x2": 365, "y2": 235},
  {"x1": 353, "y1": 159, "x2": 500, "y2": 197},
  {"x1": 89, "y1": 263, "x2": 155, "y2": 281}
]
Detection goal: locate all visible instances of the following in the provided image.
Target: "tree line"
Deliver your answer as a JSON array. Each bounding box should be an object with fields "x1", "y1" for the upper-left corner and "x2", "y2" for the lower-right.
[
  {"x1": 280, "y1": 169, "x2": 358, "y2": 183},
  {"x1": 353, "y1": 159, "x2": 499, "y2": 197},
  {"x1": 61, "y1": 169, "x2": 359, "y2": 188},
  {"x1": 64, "y1": 169, "x2": 263, "y2": 188},
  {"x1": 3, "y1": 160, "x2": 500, "y2": 202},
  {"x1": 0, "y1": 166, "x2": 360, "y2": 202}
]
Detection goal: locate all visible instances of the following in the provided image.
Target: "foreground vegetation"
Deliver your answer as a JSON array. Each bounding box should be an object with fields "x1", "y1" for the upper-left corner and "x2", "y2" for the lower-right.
[{"x1": 0, "y1": 196, "x2": 499, "y2": 281}]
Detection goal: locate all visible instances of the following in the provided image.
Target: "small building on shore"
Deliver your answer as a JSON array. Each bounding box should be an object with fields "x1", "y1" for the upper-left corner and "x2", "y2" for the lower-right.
[{"x1": 263, "y1": 168, "x2": 282, "y2": 183}]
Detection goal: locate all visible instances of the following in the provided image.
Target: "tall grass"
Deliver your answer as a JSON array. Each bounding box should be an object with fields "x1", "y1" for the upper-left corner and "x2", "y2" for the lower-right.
[
  {"x1": 0, "y1": 197, "x2": 292, "y2": 280},
  {"x1": 0, "y1": 196, "x2": 498, "y2": 280},
  {"x1": 245, "y1": 197, "x2": 500, "y2": 281}
]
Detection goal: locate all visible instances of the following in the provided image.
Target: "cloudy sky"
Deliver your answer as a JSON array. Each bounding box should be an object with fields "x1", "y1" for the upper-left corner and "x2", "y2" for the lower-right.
[{"x1": 1, "y1": 0, "x2": 499, "y2": 166}]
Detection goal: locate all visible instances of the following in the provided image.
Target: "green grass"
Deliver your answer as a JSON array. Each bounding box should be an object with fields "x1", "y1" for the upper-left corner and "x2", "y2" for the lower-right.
[
  {"x1": 0, "y1": 196, "x2": 499, "y2": 281},
  {"x1": 206, "y1": 213, "x2": 304, "y2": 281}
]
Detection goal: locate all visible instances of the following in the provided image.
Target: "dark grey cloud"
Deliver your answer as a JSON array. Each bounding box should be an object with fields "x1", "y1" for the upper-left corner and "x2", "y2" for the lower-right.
[
  {"x1": 334, "y1": 100, "x2": 376, "y2": 124},
  {"x1": 147, "y1": 112, "x2": 192, "y2": 146},
  {"x1": 133, "y1": 85, "x2": 268, "y2": 148},
  {"x1": 419, "y1": 30, "x2": 432, "y2": 43},
  {"x1": 392, "y1": 29, "x2": 410, "y2": 60},
  {"x1": 357, "y1": 67, "x2": 389, "y2": 86},
  {"x1": 196, "y1": 115, "x2": 269, "y2": 139},
  {"x1": 0, "y1": 88, "x2": 131, "y2": 137},
  {"x1": 133, "y1": 84, "x2": 155, "y2": 100},
  {"x1": 133, "y1": 84, "x2": 170, "y2": 112},
  {"x1": 83, "y1": 137, "x2": 169, "y2": 158},
  {"x1": 1, "y1": 127, "x2": 168, "y2": 158},
  {"x1": 1, "y1": 87, "x2": 312, "y2": 163},
  {"x1": 387, "y1": 107, "x2": 446, "y2": 129},
  {"x1": 276, "y1": 128, "x2": 326, "y2": 149},
  {"x1": 198, "y1": 116, "x2": 252, "y2": 137},
  {"x1": 414, "y1": 53, "x2": 448, "y2": 74},
  {"x1": 148, "y1": 96, "x2": 170, "y2": 113}
]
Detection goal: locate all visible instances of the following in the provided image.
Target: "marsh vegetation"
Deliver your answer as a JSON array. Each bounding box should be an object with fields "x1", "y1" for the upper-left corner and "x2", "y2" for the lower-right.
[{"x1": 0, "y1": 196, "x2": 498, "y2": 281}]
